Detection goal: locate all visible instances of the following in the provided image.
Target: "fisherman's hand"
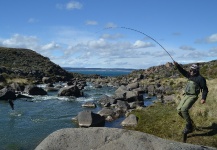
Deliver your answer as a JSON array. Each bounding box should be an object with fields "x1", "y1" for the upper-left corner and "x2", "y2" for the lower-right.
[
  {"x1": 173, "y1": 61, "x2": 178, "y2": 66},
  {"x1": 201, "y1": 99, "x2": 206, "y2": 104},
  {"x1": 173, "y1": 61, "x2": 178, "y2": 70}
]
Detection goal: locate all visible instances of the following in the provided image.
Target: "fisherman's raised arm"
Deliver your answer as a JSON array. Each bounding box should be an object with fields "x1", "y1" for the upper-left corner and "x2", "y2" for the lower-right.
[{"x1": 173, "y1": 61, "x2": 190, "y2": 78}]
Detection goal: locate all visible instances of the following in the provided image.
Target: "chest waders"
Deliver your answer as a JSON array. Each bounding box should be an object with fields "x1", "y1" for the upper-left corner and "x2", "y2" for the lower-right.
[{"x1": 176, "y1": 80, "x2": 200, "y2": 141}]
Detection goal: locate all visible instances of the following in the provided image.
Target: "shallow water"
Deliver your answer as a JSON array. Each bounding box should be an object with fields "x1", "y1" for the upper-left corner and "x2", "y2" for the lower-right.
[
  {"x1": 0, "y1": 82, "x2": 156, "y2": 150},
  {"x1": 0, "y1": 84, "x2": 123, "y2": 150}
]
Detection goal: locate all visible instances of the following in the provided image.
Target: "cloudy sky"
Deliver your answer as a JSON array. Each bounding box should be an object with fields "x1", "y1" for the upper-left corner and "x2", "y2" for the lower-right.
[{"x1": 1, "y1": 0, "x2": 217, "y2": 69}]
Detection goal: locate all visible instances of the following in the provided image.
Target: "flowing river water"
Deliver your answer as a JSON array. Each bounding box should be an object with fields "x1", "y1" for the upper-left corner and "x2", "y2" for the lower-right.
[{"x1": 0, "y1": 69, "x2": 156, "y2": 150}]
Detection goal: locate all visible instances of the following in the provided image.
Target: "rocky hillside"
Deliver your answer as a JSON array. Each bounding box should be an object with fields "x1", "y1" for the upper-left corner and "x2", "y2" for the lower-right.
[
  {"x1": 127, "y1": 60, "x2": 217, "y2": 80},
  {"x1": 0, "y1": 47, "x2": 73, "y2": 83}
]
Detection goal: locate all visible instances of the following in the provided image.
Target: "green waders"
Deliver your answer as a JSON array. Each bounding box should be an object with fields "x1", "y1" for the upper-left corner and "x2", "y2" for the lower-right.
[
  {"x1": 177, "y1": 80, "x2": 199, "y2": 135},
  {"x1": 177, "y1": 94, "x2": 198, "y2": 123}
]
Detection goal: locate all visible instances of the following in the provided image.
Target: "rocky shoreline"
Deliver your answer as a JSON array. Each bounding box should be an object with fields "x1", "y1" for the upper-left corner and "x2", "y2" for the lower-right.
[
  {"x1": 2, "y1": 73, "x2": 215, "y2": 149},
  {"x1": 0, "y1": 69, "x2": 173, "y2": 127},
  {"x1": 0, "y1": 69, "x2": 177, "y2": 128},
  {"x1": 1, "y1": 47, "x2": 217, "y2": 149}
]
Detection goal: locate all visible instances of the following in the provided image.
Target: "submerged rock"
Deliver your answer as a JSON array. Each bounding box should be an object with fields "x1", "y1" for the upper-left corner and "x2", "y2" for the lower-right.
[
  {"x1": 82, "y1": 102, "x2": 97, "y2": 108},
  {"x1": 98, "y1": 108, "x2": 116, "y2": 118},
  {"x1": 77, "y1": 110, "x2": 105, "y2": 127}
]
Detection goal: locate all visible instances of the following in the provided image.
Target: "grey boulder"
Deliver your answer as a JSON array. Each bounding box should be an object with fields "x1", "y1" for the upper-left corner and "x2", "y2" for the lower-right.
[
  {"x1": 35, "y1": 127, "x2": 216, "y2": 150},
  {"x1": 77, "y1": 110, "x2": 105, "y2": 127},
  {"x1": 58, "y1": 85, "x2": 82, "y2": 97}
]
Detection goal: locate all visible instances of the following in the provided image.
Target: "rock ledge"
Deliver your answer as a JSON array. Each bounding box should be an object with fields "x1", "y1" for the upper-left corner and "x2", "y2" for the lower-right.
[{"x1": 35, "y1": 127, "x2": 216, "y2": 150}]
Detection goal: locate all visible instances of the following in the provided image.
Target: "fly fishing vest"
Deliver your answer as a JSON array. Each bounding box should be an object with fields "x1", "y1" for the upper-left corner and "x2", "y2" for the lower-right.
[{"x1": 184, "y1": 80, "x2": 200, "y2": 95}]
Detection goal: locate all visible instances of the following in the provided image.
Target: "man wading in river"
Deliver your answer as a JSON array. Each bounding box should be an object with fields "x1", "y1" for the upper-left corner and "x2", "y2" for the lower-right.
[{"x1": 173, "y1": 62, "x2": 208, "y2": 135}]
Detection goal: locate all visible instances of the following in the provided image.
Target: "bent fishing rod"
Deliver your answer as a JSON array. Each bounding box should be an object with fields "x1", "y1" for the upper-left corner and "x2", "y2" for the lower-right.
[{"x1": 98, "y1": 26, "x2": 175, "y2": 62}]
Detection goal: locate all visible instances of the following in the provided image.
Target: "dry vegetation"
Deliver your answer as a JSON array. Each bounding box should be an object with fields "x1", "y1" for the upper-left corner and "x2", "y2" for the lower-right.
[
  {"x1": 128, "y1": 78, "x2": 217, "y2": 148},
  {"x1": 0, "y1": 47, "x2": 73, "y2": 83}
]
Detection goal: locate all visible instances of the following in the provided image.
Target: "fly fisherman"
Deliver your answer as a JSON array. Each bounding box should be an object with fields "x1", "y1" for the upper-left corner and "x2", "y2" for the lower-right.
[{"x1": 173, "y1": 61, "x2": 208, "y2": 135}]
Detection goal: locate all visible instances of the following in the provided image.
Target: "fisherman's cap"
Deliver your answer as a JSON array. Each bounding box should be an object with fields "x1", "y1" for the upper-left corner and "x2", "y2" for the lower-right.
[{"x1": 190, "y1": 64, "x2": 199, "y2": 70}]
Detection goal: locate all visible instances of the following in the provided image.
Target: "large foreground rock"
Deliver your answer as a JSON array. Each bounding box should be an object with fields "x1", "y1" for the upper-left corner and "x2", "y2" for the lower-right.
[{"x1": 35, "y1": 127, "x2": 216, "y2": 150}]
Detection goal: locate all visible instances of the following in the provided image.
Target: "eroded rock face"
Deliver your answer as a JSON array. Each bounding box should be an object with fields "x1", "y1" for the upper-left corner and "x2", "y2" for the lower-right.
[
  {"x1": 0, "y1": 86, "x2": 16, "y2": 100},
  {"x1": 35, "y1": 127, "x2": 216, "y2": 150}
]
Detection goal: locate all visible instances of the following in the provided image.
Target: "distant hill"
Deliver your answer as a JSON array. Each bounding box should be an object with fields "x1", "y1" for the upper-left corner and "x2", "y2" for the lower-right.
[
  {"x1": 0, "y1": 47, "x2": 73, "y2": 83},
  {"x1": 1, "y1": 46, "x2": 216, "y2": 84},
  {"x1": 127, "y1": 60, "x2": 217, "y2": 80}
]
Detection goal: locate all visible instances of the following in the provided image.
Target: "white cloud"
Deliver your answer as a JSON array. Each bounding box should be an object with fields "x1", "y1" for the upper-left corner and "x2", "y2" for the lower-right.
[
  {"x1": 0, "y1": 34, "x2": 62, "y2": 60},
  {"x1": 87, "y1": 38, "x2": 108, "y2": 49},
  {"x1": 195, "y1": 33, "x2": 217, "y2": 43},
  {"x1": 179, "y1": 45, "x2": 195, "y2": 51},
  {"x1": 100, "y1": 33, "x2": 123, "y2": 40},
  {"x1": 133, "y1": 40, "x2": 154, "y2": 49},
  {"x1": 56, "y1": 1, "x2": 82, "y2": 10},
  {"x1": 151, "y1": 50, "x2": 169, "y2": 57},
  {"x1": 182, "y1": 51, "x2": 206, "y2": 59},
  {"x1": 86, "y1": 20, "x2": 98, "y2": 25},
  {"x1": 2, "y1": 34, "x2": 38, "y2": 49},
  {"x1": 41, "y1": 42, "x2": 60, "y2": 50},
  {"x1": 105, "y1": 22, "x2": 117, "y2": 28},
  {"x1": 2, "y1": 27, "x2": 212, "y2": 69},
  {"x1": 56, "y1": 4, "x2": 63, "y2": 9},
  {"x1": 28, "y1": 18, "x2": 39, "y2": 23},
  {"x1": 51, "y1": 26, "x2": 95, "y2": 45},
  {"x1": 66, "y1": 1, "x2": 82, "y2": 10},
  {"x1": 208, "y1": 47, "x2": 217, "y2": 56},
  {"x1": 206, "y1": 33, "x2": 217, "y2": 43}
]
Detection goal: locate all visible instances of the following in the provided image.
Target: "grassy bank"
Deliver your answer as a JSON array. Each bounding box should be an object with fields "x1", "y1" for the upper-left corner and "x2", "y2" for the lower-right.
[{"x1": 128, "y1": 78, "x2": 217, "y2": 148}]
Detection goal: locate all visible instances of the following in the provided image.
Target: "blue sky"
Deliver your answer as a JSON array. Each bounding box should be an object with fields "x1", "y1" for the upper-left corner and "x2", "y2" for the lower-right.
[{"x1": 0, "y1": 0, "x2": 217, "y2": 69}]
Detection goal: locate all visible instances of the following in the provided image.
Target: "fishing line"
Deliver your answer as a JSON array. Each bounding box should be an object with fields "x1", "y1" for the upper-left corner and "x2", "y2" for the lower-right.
[{"x1": 97, "y1": 26, "x2": 175, "y2": 62}]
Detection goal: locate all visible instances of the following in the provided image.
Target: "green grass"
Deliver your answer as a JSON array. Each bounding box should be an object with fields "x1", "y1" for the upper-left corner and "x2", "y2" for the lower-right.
[
  {"x1": 127, "y1": 78, "x2": 217, "y2": 148},
  {"x1": 127, "y1": 100, "x2": 217, "y2": 148}
]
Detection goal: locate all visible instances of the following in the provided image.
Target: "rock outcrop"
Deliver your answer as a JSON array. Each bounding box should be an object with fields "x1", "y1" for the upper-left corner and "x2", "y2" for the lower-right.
[
  {"x1": 0, "y1": 86, "x2": 16, "y2": 100},
  {"x1": 35, "y1": 127, "x2": 216, "y2": 150}
]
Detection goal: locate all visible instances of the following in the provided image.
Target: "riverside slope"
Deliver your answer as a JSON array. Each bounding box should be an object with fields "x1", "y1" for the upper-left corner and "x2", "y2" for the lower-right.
[
  {"x1": 0, "y1": 47, "x2": 72, "y2": 82},
  {"x1": 35, "y1": 127, "x2": 217, "y2": 150}
]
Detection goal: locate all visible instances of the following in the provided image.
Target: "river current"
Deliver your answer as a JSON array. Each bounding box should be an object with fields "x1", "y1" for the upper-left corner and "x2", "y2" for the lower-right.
[{"x1": 0, "y1": 68, "x2": 155, "y2": 150}]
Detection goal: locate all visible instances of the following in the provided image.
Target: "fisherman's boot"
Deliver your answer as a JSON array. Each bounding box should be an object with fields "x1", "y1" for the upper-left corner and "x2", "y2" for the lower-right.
[
  {"x1": 182, "y1": 122, "x2": 193, "y2": 134},
  {"x1": 191, "y1": 121, "x2": 197, "y2": 131},
  {"x1": 178, "y1": 112, "x2": 184, "y2": 119}
]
